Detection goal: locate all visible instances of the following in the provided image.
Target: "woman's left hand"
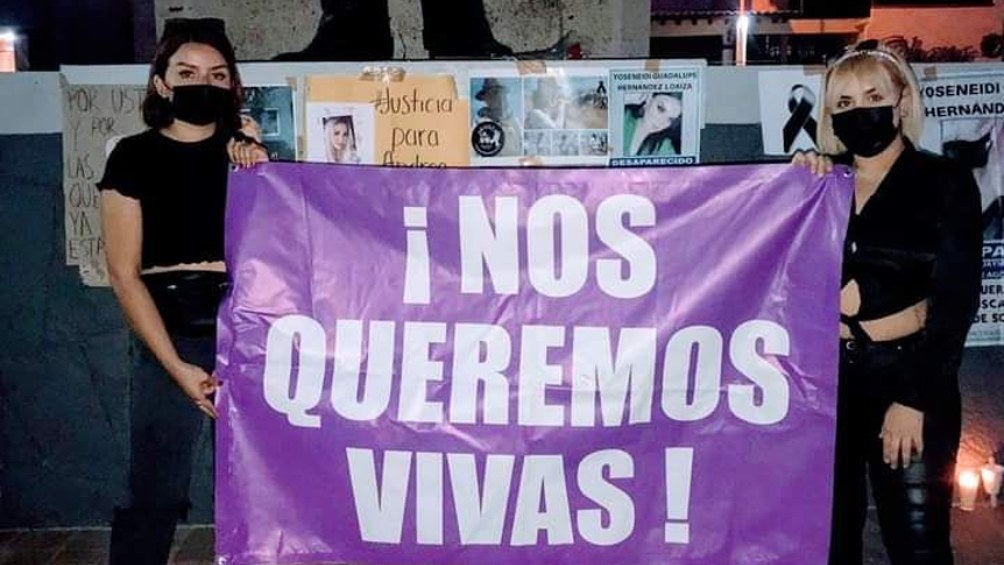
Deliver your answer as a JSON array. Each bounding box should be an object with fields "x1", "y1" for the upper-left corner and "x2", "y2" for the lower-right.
[
  {"x1": 880, "y1": 403, "x2": 924, "y2": 469},
  {"x1": 227, "y1": 115, "x2": 269, "y2": 169}
]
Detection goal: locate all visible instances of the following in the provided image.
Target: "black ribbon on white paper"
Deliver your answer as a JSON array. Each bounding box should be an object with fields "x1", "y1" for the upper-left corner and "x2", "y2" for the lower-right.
[{"x1": 783, "y1": 84, "x2": 818, "y2": 153}]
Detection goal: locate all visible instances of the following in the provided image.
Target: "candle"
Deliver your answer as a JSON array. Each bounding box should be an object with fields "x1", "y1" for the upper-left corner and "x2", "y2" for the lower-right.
[
  {"x1": 980, "y1": 458, "x2": 1004, "y2": 508},
  {"x1": 958, "y1": 469, "x2": 980, "y2": 511}
]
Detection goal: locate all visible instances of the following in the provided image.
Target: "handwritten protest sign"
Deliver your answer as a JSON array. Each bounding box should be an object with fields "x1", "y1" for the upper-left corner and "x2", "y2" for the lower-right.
[
  {"x1": 61, "y1": 82, "x2": 147, "y2": 285},
  {"x1": 305, "y1": 75, "x2": 469, "y2": 167},
  {"x1": 758, "y1": 69, "x2": 822, "y2": 156},
  {"x1": 214, "y1": 162, "x2": 850, "y2": 565}
]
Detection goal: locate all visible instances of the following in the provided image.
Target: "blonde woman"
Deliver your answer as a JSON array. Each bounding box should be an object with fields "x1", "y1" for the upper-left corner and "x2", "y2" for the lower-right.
[
  {"x1": 323, "y1": 115, "x2": 361, "y2": 164},
  {"x1": 795, "y1": 40, "x2": 982, "y2": 564}
]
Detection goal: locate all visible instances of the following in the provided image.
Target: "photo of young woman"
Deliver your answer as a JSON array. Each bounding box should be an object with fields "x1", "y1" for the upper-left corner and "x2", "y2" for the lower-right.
[
  {"x1": 623, "y1": 91, "x2": 683, "y2": 156},
  {"x1": 323, "y1": 114, "x2": 361, "y2": 164}
]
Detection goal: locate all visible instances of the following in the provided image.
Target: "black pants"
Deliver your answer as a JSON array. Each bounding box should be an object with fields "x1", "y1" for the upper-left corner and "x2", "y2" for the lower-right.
[
  {"x1": 829, "y1": 336, "x2": 960, "y2": 565},
  {"x1": 108, "y1": 333, "x2": 214, "y2": 565}
]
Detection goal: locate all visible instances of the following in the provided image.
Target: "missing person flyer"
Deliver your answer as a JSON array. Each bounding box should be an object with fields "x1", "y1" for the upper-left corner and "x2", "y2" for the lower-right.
[
  {"x1": 609, "y1": 67, "x2": 703, "y2": 166},
  {"x1": 468, "y1": 69, "x2": 611, "y2": 166},
  {"x1": 919, "y1": 72, "x2": 1004, "y2": 346}
]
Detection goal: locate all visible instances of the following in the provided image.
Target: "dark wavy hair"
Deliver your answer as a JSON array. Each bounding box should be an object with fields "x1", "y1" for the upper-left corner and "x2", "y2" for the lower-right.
[
  {"x1": 625, "y1": 91, "x2": 682, "y2": 156},
  {"x1": 141, "y1": 19, "x2": 244, "y2": 132}
]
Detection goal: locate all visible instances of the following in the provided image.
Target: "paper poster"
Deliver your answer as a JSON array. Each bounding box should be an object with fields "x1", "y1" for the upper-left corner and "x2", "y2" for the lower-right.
[
  {"x1": 608, "y1": 68, "x2": 702, "y2": 166},
  {"x1": 978, "y1": 242, "x2": 1004, "y2": 345},
  {"x1": 61, "y1": 82, "x2": 148, "y2": 286},
  {"x1": 305, "y1": 75, "x2": 469, "y2": 167},
  {"x1": 468, "y1": 70, "x2": 610, "y2": 166},
  {"x1": 758, "y1": 69, "x2": 823, "y2": 156},
  {"x1": 241, "y1": 86, "x2": 297, "y2": 161},
  {"x1": 919, "y1": 73, "x2": 1004, "y2": 346}
]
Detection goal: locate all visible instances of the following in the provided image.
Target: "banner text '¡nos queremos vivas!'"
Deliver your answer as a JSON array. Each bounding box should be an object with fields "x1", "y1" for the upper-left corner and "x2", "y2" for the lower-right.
[{"x1": 263, "y1": 193, "x2": 793, "y2": 430}]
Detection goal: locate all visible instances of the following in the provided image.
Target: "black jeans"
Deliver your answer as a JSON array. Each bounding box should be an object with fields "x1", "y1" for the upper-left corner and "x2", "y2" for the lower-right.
[
  {"x1": 108, "y1": 333, "x2": 215, "y2": 565},
  {"x1": 829, "y1": 335, "x2": 960, "y2": 565}
]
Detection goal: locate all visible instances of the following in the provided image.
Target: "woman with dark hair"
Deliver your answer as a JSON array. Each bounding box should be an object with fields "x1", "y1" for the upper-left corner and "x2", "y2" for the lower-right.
[
  {"x1": 97, "y1": 20, "x2": 267, "y2": 564},
  {"x1": 624, "y1": 92, "x2": 682, "y2": 156}
]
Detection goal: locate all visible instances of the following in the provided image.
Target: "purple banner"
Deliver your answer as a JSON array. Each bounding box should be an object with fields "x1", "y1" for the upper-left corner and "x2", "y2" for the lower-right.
[{"x1": 215, "y1": 162, "x2": 852, "y2": 565}]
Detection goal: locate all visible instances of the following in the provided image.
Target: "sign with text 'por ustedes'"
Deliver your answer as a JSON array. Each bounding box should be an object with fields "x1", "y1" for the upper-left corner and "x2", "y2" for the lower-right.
[{"x1": 214, "y1": 162, "x2": 850, "y2": 565}]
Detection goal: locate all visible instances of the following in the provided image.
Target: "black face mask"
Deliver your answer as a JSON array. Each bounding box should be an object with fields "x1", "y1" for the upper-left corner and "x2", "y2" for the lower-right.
[
  {"x1": 942, "y1": 132, "x2": 992, "y2": 169},
  {"x1": 831, "y1": 105, "x2": 900, "y2": 158},
  {"x1": 168, "y1": 84, "x2": 232, "y2": 126}
]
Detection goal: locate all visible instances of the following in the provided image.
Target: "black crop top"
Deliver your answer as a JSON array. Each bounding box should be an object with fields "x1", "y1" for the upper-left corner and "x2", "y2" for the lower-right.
[
  {"x1": 96, "y1": 128, "x2": 231, "y2": 269},
  {"x1": 838, "y1": 140, "x2": 983, "y2": 411}
]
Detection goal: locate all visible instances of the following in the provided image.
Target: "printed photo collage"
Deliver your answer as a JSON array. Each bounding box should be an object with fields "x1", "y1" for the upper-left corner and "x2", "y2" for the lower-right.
[
  {"x1": 469, "y1": 67, "x2": 701, "y2": 166},
  {"x1": 468, "y1": 73, "x2": 610, "y2": 163}
]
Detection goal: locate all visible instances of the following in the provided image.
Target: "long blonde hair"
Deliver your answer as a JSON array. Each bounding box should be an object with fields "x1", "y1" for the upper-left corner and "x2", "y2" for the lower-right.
[
  {"x1": 323, "y1": 115, "x2": 358, "y2": 163},
  {"x1": 817, "y1": 41, "x2": 924, "y2": 155}
]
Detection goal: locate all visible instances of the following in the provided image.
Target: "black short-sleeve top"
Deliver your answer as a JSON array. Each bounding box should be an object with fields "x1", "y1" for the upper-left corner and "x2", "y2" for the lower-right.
[{"x1": 96, "y1": 129, "x2": 231, "y2": 269}]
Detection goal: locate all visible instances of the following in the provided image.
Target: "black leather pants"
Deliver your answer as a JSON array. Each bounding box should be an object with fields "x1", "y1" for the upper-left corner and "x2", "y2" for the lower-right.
[{"x1": 829, "y1": 335, "x2": 960, "y2": 565}]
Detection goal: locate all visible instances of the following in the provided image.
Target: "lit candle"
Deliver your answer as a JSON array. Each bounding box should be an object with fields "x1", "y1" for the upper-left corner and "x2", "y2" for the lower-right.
[
  {"x1": 980, "y1": 458, "x2": 1004, "y2": 508},
  {"x1": 958, "y1": 469, "x2": 980, "y2": 511}
]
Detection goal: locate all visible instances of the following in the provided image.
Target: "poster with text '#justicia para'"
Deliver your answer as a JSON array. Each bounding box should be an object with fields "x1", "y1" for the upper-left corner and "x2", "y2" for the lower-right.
[{"x1": 305, "y1": 74, "x2": 469, "y2": 168}]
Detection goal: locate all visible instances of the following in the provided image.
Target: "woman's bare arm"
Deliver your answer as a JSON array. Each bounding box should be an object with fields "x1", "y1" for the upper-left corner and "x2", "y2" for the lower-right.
[{"x1": 101, "y1": 190, "x2": 218, "y2": 418}]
